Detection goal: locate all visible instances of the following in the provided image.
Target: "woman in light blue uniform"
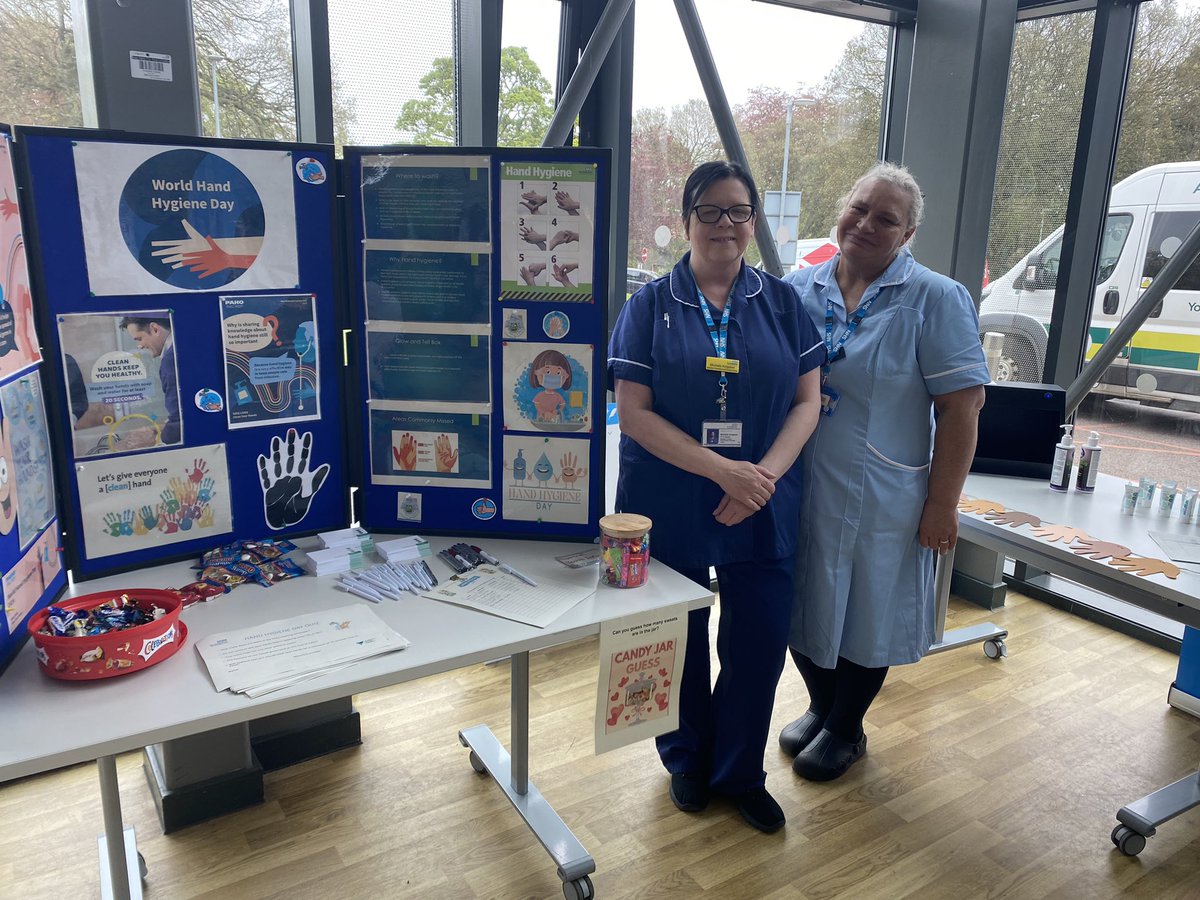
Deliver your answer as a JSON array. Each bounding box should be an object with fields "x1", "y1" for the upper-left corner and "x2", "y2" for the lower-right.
[
  {"x1": 778, "y1": 163, "x2": 988, "y2": 781},
  {"x1": 608, "y1": 161, "x2": 823, "y2": 832}
]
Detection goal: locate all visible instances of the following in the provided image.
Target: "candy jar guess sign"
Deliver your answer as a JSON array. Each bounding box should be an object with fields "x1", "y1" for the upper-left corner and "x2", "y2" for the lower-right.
[{"x1": 599, "y1": 514, "x2": 652, "y2": 588}]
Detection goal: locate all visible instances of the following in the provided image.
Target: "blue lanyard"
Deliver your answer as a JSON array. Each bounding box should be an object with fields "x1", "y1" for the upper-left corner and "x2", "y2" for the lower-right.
[
  {"x1": 823, "y1": 292, "x2": 878, "y2": 376},
  {"x1": 696, "y1": 287, "x2": 732, "y2": 388}
]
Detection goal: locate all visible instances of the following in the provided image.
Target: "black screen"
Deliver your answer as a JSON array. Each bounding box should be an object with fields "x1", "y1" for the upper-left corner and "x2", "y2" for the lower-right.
[{"x1": 970, "y1": 383, "x2": 1066, "y2": 479}]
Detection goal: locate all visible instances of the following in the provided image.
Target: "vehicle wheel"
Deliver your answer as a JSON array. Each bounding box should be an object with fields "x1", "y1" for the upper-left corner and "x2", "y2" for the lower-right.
[
  {"x1": 994, "y1": 355, "x2": 1018, "y2": 382},
  {"x1": 983, "y1": 639, "x2": 1007, "y2": 660},
  {"x1": 563, "y1": 875, "x2": 594, "y2": 900},
  {"x1": 468, "y1": 750, "x2": 487, "y2": 774},
  {"x1": 1112, "y1": 824, "x2": 1146, "y2": 857}
]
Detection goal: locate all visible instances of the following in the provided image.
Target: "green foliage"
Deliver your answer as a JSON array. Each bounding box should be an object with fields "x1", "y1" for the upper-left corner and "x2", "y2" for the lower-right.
[
  {"x1": 395, "y1": 46, "x2": 554, "y2": 147},
  {"x1": 0, "y1": 0, "x2": 82, "y2": 127}
]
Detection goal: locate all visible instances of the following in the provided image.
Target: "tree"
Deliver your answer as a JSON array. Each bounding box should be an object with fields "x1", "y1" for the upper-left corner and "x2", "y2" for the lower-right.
[
  {"x1": 395, "y1": 46, "x2": 554, "y2": 147},
  {"x1": 0, "y1": 0, "x2": 82, "y2": 127}
]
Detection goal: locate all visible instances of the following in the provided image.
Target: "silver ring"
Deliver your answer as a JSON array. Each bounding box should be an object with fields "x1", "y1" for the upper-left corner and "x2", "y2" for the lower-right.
[{"x1": 938, "y1": 539, "x2": 950, "y2": 544}]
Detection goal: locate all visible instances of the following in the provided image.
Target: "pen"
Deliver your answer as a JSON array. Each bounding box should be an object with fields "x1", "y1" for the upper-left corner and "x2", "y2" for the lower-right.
[
  {"x1": 337, "y1": 580, "x2": 382, "y2": 603},
  {"x1": 499, "y1": 562, "x2": 538, "y2": 587},
  {"x1": 419, "y1": 560, "x2": 438, "y2": 586},
  {"x1": 453, "y1": 553, "x2": 475, "y2": 571}
]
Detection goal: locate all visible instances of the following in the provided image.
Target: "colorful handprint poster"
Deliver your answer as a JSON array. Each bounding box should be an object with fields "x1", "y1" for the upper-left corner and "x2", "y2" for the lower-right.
[
  {"x1": 501, "y1": 435, "x2": 590, "y2": 525},
  {"x1": 72, "y1": 141, "x2": 299, "y2": 296},
  {"x1": 364, "y1": 249, "x2": 489, "y2": 325},
  {"x1": 367, "y1": 331, "x2": 490, "y2": 405},
  {"x1": 0, "y1": 374, "x2": 56, "y2": 548},
  {"x1": 58, "y1": 311, "x2": 184, "y2": 457},
  {"x1": 3, "y1": 523, "x2": 61, "y2": 634},
  {"x1": 498, "y1": 161, "x2": 595, "y2": 303},
  {"x1": 220, "y1": 293, "x2": 320, "y2": 428},
  {"x1": 360, "y1": 154, "x2": 491, "y2": 246},
  {"x1": 0, "y1": 135, "x2": 42, "y2": 380},
  {"x1": 594, "y1": 606, "x2": 688, "y2": 754},
  {"x1": 502, "y1": 341, "x2": 593, "y2": 433},
  {"x1": 369, "y1": 409, "x2": 490, "y2": 490},
  {"x1": 76, "y1": 445, "x2": 232, "y2": 559}
]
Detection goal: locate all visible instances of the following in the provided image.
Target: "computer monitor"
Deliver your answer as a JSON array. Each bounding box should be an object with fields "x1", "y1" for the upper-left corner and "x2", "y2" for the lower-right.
[{"x1": 970, "y1": 383, "x2": 1066, "y2": 479}]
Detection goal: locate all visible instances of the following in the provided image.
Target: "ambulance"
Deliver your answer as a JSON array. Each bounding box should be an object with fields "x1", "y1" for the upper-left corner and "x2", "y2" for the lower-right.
[{"x1": 978, "y1": 161, "x2": 1200, "y2": 410}]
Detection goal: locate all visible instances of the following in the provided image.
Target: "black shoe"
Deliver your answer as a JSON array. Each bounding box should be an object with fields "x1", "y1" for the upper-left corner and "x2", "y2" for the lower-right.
[
  {"x1": 669, "y1": 773, "x2": 710, "y2": 812},
  {"x1": 735, "y1": 787, "x2": 785, "y2": 833},
  {"x1": 778, "y1": 710, "x2": 824, "y2": 757},
  {"x1": 791, "y1": 728, "x2": 867, "y2": 782}
]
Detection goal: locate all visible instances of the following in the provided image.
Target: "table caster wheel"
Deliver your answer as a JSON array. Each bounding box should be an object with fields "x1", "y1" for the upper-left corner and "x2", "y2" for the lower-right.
[
  {"x1": 563, "y1": 875, "x2": 594, "y2": 900},
  {"x1": 1111, "y1": 824, "x2": 1146, "y2": 857},
  {"x1": 138, "y1": 851, "x2": 148, "y2": 881},
  {"x1": 983, "y1": 638, "x2": 1007, "y2": 660},
  {"x1": 468, "y1": 750, "x2": 487, "y2": 774}
]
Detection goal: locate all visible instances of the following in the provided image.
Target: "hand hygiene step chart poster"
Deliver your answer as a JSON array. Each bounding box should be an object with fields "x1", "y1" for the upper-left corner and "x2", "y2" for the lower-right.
[
  {"x1": 346, "y1": 146, "x2": 609, "y2": 539},
  {"x1": 72, "y1": 142, "x2": 299, "y2": 295}
]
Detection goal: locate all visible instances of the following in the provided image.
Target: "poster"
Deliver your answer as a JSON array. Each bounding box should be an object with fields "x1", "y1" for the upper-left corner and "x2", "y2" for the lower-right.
[
  {"x1": 499, "y1": 161, "x2": 596, "y2": 303},
  {"x1": 502, "y1": 341, "x2": 593, "y2": 433},
  {"x1": 595, "y1": 606, "x2": 688, "y2": 754},
  {"x1": 76, "y1": 444, "x2": 233, "y2": 559},
  {"x1": 367, "y1": 331, "x2": 490, "y2": 405},
  {"x1": 365, "y1": 249, "x2": 489, "y2": 325},
  {"x1": 257, "y1": 428, "x2": 331, "y2": 531},
  {"x1": 0, "y1": 374, "x2": 55, "y2": 548},
  {"x1": 220, "y1": 293, "x2": 320, "y2": 428},
  {"x1": 3, "y1": 523, "x2": 61, "y2": 634},
  {"x1": 72, "y1": 142, "x2": 299, "y2": 295},
  {"x1": 501, "y1": 434, "x2": 590, "y2": 525},
  {"x1": 0, "y1": 135, "x2": 41, "y2": 380},
  {"x1": 369, "y1": 408, "x2": 490, "y2": 489},
  {"x1": 360, "y1": 154, "x2": 490, "y2": 246},
  {"x1": 57, "y1": 311, "x2": 183, "y2": 456}
]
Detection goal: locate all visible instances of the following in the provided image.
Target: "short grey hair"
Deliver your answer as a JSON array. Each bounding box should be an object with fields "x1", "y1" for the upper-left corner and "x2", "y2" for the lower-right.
[{"x1": 838, "y1": 162, "x2": 925, "y2": 229}]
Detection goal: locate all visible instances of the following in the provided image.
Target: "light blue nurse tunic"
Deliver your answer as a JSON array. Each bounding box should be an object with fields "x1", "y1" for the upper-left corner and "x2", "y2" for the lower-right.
[{"x1": 784, "y1": 247, "x2": 989, "y2": 669}]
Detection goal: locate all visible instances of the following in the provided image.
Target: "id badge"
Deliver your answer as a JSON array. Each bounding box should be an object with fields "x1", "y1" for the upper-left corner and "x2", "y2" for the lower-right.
[
  {"x1": 820, "y1": 385, "x2": 839, "y2": 417},
  {"x1": 701, "y1": 419, "x2": 743, "y2": 448}
]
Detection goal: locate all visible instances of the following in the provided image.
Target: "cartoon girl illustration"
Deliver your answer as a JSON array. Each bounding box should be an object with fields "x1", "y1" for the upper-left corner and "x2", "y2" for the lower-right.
[{"x1": 528, "y1": 349, "x2": 572, "y2": 423}]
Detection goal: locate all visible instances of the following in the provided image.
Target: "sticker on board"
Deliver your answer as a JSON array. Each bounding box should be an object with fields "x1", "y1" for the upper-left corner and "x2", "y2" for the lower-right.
[
  {"x1": 295, "y1": 157, "x2": 327, "y2": 185},
  {"x1": 471, "y1": 497, "x2": 497, "y2": 520}
]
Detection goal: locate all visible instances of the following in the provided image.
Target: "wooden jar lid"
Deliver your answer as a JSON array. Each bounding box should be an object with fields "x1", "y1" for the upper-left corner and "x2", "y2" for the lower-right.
[{"x1": 599, "y1": 513, "x2": 652, "y2": 539}]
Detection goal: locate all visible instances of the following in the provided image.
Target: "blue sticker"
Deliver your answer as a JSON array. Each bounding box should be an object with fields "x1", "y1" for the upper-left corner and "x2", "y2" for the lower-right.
[
  {"x1": 471, "y1": 497, "x2": 497, "y2": 520},
  {"x1": 542, "y1": 310, "x2": 570, "y2": 340},
  {"x1": 194, "y1": 388, "x2": 224, "y2": 413},
  {"x1": 295, "y1": 157, "x2": 327, "y2": 184}
]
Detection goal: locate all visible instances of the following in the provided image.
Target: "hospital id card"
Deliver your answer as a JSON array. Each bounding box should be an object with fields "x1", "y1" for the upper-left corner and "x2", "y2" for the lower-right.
[
  {"x1": 701, "y1": 419, "x2": 743, "y2": 448},
  {"x1": 820, "y1": 385, "x2": 839, "y2": 417}
]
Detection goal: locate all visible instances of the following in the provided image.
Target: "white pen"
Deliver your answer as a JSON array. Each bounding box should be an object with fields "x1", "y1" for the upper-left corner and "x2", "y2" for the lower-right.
[
  {"x1": 346, "y1": 573, "x2": 394, "y2": 601},
  {"x1": 336, "y1": 582, "x2": 381, "y2": 603},
  {"x1": 500, "y1": 562, "x2": 538, "y2": 587},
  {"x1": 389, "y1": 563, "x2": 421, "y2": 593},
  {"x1": 401, "y1": 562, "x2": 431, "y2": 591},
  {"x1": 357, "y1": 571, "x2": 404, "y2": 600}
]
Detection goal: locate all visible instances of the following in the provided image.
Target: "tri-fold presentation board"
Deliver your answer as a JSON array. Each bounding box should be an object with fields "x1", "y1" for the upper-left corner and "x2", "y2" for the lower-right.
[{"x1": 0, "y1": 125, "x2": 610, "y2": 672}]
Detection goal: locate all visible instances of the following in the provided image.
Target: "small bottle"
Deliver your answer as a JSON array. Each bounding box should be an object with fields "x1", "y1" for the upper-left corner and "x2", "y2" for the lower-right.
[
  {"x1": 1075, "y1": 431, "x2": 1102, "y2": 493},
  {"x1": 1121, "y1": 482, "x2": 1138, "y2": 516},
  {"x1": 1159, "y1": 480, "x2": 1178, "y2": 516},
  {"x1": 1049, "y1": 424, "x2": 1075, "y2": 492},
  {"x1": 1137, "y1": 476, "x2": 1156, "y2": 510},
  {"x1": 1181, "y1": 486, "x2": 1199, "y2": 522}
]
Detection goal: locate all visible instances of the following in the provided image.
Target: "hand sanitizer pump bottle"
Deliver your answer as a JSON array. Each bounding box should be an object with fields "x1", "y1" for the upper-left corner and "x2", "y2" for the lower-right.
[
  {"x1": 1075, "y1": 430, "x2": 1102, "y2": 493},
  {"x1": 1049, "y1": 424, "x2": 1075, "y2": 492}
]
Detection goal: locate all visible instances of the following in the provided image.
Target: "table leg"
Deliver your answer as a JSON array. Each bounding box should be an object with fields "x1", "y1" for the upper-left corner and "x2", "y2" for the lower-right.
[
  {"x1": 929, "y1": 545, "x2": 1009, "y2": 658},
  {"x1": 96, "y1": 755, "x2": 143, "y2": 900},
  {"x1": 1112, "y1": 767, "x2": 1200, "y2": 856},
  {"x1": 459, "y1": 651, "x2": 596, "y2": 896}
]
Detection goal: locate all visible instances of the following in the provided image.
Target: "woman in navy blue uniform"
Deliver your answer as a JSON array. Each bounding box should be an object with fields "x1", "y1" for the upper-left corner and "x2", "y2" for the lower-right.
[{"x1": 607, "y1": 161, "x2": 824, "y2": 832}]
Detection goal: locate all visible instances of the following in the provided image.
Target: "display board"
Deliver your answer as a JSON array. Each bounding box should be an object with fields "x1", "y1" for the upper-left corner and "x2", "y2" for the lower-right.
[
  {"x1": 343, "y1": 146, "x2": 610, "y2": 542},
  {"x1": 17, "y1": 127, "x2": 350, "y2": 580},
  {"x1": 0, "y1": 128, "x2": 67, "y2": 673}
]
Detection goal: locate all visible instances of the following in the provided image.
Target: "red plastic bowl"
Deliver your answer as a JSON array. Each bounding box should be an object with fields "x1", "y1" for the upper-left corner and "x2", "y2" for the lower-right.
[{"x1": 27, "y1": 589, "x2": 188, "y2": 681}]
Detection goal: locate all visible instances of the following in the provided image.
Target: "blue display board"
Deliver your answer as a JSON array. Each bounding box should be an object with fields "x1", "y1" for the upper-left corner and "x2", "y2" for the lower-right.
[
  {"x1": 0, "y1": 128, "x2": 67, "y2": 673},
  {"x1": 17, "y1": 127, "x2": 350, "y2": 580},
  {"x1": 343, "y1": 147, "x2": 610, "y2": 542}
]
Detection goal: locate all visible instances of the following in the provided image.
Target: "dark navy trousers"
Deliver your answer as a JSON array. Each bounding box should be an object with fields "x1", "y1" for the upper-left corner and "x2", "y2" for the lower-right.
[{"x1": 655, "y1": 555, "x2": 794, "y2": 795}]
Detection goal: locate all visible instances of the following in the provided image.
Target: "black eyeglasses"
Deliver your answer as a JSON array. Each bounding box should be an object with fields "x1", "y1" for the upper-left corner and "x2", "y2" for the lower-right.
[{"x1": 692, "y1": 204, "x2": 755, "y2": 224}]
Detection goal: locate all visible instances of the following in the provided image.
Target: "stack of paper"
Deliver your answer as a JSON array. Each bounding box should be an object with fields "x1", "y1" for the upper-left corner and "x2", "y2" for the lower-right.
[
  {"x1": 302, "y1": 546, "x2": 364, "y2": 575},
  {"x1": 376, "y1": 535, "x2": 431, "y2": 562},
  {"x1": 319, "y1": 526, "x2": 375, "y2": 556},
  {"x1": 194, "y1": 605, "x2": 410, "y2": 697}
]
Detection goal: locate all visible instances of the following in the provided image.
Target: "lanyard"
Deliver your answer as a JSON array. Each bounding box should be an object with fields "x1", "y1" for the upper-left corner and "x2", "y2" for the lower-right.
[
  {"x1": 823, "y1": 292, "x2": 878, "y2": 376},
  {"x1": 696, "y1": 285, "x2": 733, "y2": 419}
]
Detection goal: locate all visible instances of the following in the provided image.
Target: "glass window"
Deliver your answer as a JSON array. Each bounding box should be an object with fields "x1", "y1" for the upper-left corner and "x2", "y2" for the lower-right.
[
  {"x1": 0, "y1": 0, "x2": 83, "y2": 127},
  {"x1": 628, "y1": 0, "x2": 887, "y2": 276},
  {"x1": 192, "y1": 0, "x2": 297, "y2": 142},
  {"x1": 500, "y1": 1, "x2": 559, "y2": 148},
  {"x1": 1075, "y1": 0, "x2": 1200, "y2": 486}
]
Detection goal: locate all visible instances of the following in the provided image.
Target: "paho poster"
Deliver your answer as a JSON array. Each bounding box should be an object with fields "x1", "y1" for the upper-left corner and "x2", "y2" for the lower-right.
[
  {"x1": 0, "y1": 134, "x2": 42, "y2": 380},
  {"x1": 595, "y1": 606, "x2": 688, "y2": 754},
  {"x1": 77, "y1": 444, "x2": 232, "y2": 559},
  {"x1": 221, "y1": 293, "x2": 320, "y2": 427},
  {"x1": 73, "y1": 141, "x2": 299, "y2": 295}
]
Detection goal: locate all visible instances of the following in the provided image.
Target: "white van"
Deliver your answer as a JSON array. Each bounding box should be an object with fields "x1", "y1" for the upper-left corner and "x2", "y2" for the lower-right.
[{"x1": 979, "y1": 161, "x2": 1200, "y2": 410}]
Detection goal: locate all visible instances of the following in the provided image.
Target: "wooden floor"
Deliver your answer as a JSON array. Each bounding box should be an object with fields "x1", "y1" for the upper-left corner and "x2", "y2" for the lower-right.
[{"x1": 3, "y1": 591, "x2": 1200, "y2": 899}]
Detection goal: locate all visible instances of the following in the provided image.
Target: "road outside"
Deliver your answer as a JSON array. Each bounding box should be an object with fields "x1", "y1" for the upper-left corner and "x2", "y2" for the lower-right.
[{"x1": 1075, "y1": 395, "x2": 1200, "y2": 489}]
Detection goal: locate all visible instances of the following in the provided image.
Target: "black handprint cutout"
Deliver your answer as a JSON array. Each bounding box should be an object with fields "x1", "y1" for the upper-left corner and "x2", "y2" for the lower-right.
[{"x1": 257, "y1": 428, "x2": 330, "y2": 530}]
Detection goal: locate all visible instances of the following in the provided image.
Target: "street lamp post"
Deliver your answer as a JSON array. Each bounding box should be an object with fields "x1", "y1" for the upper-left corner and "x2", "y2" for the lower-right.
[
  {"x1": 780, "y1": 96, "x2": 816, "y2": 197},
  {"x1": 211, "y1": 58, "x2": 228, "y2": 137}
]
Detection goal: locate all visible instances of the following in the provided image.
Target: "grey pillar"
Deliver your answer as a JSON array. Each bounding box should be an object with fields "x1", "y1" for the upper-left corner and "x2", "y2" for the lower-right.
[
  {"x1": 72, "y1": 0, "x2": 201, "y2": 135},
  {"x1": 455, "y1": 0, "x2": 502, "y2": 147},
  {"x1": 899, "y1": 0, "x2": 1016, "y2": 298},
  {"x1": 291, "y1": 0, "x2": 335, "y2": 144}
]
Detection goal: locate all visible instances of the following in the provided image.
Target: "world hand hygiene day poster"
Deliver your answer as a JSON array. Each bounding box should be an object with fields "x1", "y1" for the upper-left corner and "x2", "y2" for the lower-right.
[{"x1": 72, "y1": 142, "x2": 299, "y2": 296}]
